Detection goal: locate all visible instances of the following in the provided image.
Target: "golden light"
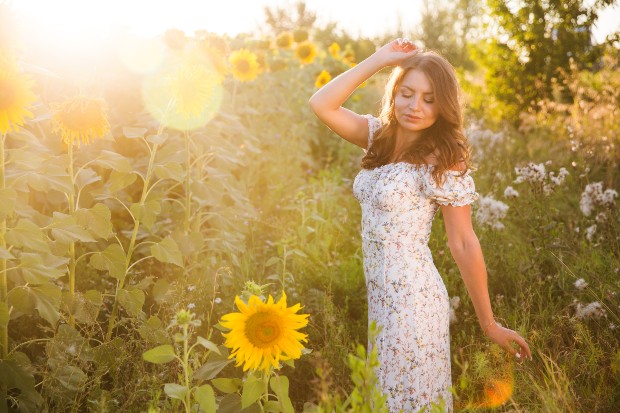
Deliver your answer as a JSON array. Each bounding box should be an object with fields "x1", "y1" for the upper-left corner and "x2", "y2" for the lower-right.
[{"x1": 478, "y1": 375, "x2": 514, "y2": 408}]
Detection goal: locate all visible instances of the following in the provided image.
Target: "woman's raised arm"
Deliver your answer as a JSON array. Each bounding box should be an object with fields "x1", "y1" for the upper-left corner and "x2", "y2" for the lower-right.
[{"x1": 308, "y1": 39, "x2": 419, "y2": 149}]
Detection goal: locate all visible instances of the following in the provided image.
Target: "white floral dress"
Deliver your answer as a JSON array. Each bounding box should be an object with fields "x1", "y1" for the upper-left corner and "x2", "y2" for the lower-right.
[{"x1": 353, "y1": 115, "x2": 479, "y2": 413}]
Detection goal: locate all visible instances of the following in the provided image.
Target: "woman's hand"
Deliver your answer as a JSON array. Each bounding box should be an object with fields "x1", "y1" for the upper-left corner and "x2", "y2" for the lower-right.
[
  {"x1": 371, "y1": 38, "x2": 420, "y2": 67},
  {"x1": 485, "y1": 323, "x2": 532, "y2": 362}
]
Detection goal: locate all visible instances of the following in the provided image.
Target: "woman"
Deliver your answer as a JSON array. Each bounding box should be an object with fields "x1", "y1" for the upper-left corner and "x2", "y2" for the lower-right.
[{"x1": 308, "y1": 39, "x2": 532, "y2": 412}]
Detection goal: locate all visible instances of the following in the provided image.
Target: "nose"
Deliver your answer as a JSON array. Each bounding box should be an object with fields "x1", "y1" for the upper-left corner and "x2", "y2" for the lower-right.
[{"x1": 409, "y1": 94, "x2": 421, "y2": 111}]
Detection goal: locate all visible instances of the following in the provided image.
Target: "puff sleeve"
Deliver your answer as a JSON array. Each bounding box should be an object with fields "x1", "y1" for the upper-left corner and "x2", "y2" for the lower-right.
[
  {"x1": 362, "y1": 114, "x2": 381, "y2": 152},
  {"x1": 423, "y1": 169, "x2": 480, "y2": 207}
]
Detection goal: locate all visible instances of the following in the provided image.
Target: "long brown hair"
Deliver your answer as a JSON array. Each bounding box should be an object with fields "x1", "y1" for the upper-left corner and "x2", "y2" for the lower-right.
[{"x1": 361, "y1": 50, "x2": 473, "y2": 185}]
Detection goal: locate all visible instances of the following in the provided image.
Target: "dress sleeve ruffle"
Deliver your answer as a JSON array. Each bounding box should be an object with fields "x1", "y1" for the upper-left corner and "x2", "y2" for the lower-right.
[
  {"x1": 362, "y1": 114, "x2": 381, "y2": 152},
  {"x1": 423, "y1": 169, "x2": 480, "y2": 207}
]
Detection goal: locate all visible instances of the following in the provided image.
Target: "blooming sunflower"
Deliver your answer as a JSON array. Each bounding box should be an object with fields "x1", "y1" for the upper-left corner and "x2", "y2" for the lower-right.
[
  {"x1": 220, "y1": 292, "x2": 309, "y2": 373},
  {"x1": 295, "y1": 41, "x2": 317, "y2": 65},
  {"x1": 229, "y1": 49, "x2": 260, "y2": 82},
  {"x1": 315, "y1": 70, "x2": 331, "y2": 89},
  {"x1": 168, "y1": 64, "x2": 220, "y2": 118},
  {"x1": 51, "y1": 97, "x2": 110, "y2": 146},
  {"x1": 275, "y1": 32, "x2": 293, "y2": 49},
  {"x1": 328, "y1": 42, "x2": 341, "y2": 59},
  {"x1": 0, "y1": 57, "x2": 36, "y2": 134}
]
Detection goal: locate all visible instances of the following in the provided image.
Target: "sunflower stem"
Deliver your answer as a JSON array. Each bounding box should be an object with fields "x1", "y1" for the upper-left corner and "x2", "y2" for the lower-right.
[
  {"x1": 184, "y1": 130, "x2": 191, "y2": 233},
  {"x1": 1, "y1": 133, "x2": 9, "y2": 359},
  {"x1": 262, "y1": 370, "x2": 270, "y2": 409},
  {"x1": 67, "y1": 142, "x2": 77, "y2": 327},
  {"x1": 105, "y1": 141, "x2": 160, "y2": 341},
  {"x1": 182, "y1": 323, "x2": 191, "y2": 413}
]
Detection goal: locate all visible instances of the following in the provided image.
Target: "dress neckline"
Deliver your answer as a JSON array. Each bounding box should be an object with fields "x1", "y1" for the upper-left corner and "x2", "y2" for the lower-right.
[{"x1": 366, "y1": 162, "x2": 471, "y2": 175}]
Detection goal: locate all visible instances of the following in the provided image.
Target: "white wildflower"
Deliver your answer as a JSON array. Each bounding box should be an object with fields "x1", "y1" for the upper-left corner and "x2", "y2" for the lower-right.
[
  {"x1": 214, "y1": 297, "x2": 222, "y2": 304},
  {"x1": 580, "y1": 182, "x2": 618, "y2": 216},
  {"x1": 449, "y1": 296, "x2": 461, "y2": 324},
  {"x1": 466, "y1": 122, "x2": 504, "y2": 152},
  {"x1": 585, "y1": 224, "x2": 597, "y2": 242},
  {"x1": 575, "y1": 301, "x2": 606, "y2": 319},
  {"x1": 503, "y1": 186, "x2": 519, "y2": 198},
  {"x1": 595, "y1": 212, "x2": 607, "y2": 223},
  {"x1": 187, "y1": 285, "x2": 196, "y2": 292},
  {"x1": 475, "y1": 196, "x2": 509, "y2": 230},
  {"x1": 188, "y1": 303, "x2": 196, "y2": 309},
  {"x1": 514, "y1": 162, "x2": 546, "y2": 184},
  {"x1": 574, "y1": 278, "x2": 588, "y2": 290}
]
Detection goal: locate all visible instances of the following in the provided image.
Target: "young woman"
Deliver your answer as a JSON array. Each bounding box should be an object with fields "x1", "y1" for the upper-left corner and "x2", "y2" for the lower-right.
[{"x1": 309, "y1": 39, "x2": 532, "y2": 412}]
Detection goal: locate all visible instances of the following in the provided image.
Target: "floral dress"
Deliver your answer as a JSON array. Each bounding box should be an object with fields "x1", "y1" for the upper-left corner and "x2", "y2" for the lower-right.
[{"x1": 352, "y1": 115, "x2": 479, "y2": 412}]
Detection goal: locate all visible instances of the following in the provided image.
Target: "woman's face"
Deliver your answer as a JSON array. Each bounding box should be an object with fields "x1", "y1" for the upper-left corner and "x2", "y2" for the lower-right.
[{"x1": 393, "y1": 69, "x2": 439, "y2": 135}]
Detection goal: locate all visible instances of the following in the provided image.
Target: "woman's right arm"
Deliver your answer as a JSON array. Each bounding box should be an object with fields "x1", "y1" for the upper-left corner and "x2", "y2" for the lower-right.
[{"x1": 308, "y1": 38, "x2": 419, "y2": 149}]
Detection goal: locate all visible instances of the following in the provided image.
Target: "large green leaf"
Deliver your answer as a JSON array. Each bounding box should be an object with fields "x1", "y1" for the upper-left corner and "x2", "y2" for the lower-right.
[
  {"x1": 130, "y1": 199, "x2": 161, "y2": 230},
  {"x1": 92, "y1": 150, "x2": 132, "y2": 172},
  {"x1": 151, "y1": 236, "x2": 183, "y2": 267},
  {"x1": 50, "y1": 212, "x2": 97, "y2": 243},
  {"x1": 0, "y1": 188, "x2": 16, "y2": 219},
  {"x1": 0, "y1": 246, "x2": 16, "y2": 259},
  {"x1": 74, "y1": 167, "x2": 101, "y2": 189},
  {"x1": 19, "y1": 252, "x2": 67, "y2": 283},
  {"x1": 7, "y1": 283, "x2": 61, "y2": 326},
  {"x1": 5, "y1": 219, "x2": 51, "y2": 253},
  {"x1": 143, "y1": 344, "x2": 176, "y2": 364},
  {"x1": 218, "y1": 394, "x2": 242, "y2": 413},
  {"x1": 123, "y1": 126, "x2": 148, "y2": 138},
  {"x1": 195, "y1": 384, "x2": 217, "y2": 413},
  {"x1": 118, "y1": 287, "x2": 145, "y2": 317},
  {"x1": 0, "y1": 358, "x2": 44, "y2": 412},
  {"x1": 242, "y1": 376, "x2": 264, "y2": 409},
  {"x1": 90, "y1": 243, "x2": 126, "y2": 280},
  {"x1": 74, "y1": 203, "x2": 113, "y2": 239},
  {"x1": 270, "y1": 376, "x2": 294, "y2": 413},
  {"x1": 154, "y1": 162, "x2": 185, "y2": 182},
  {"x1": 109, "y1": 170, "x2": 137, "y2": 192},
  {"x1": 193, "y1": 347, "x2": 233, "y2": 381},
  {"x1": 137, "y1": 315, "x2": 170, "y2": 344},
  {"x1": 164, "y1": 383, "x2": 188, "y2": 401},
  {"x1": 211, "y1": 378, "x2": 242, "y2": 394}
]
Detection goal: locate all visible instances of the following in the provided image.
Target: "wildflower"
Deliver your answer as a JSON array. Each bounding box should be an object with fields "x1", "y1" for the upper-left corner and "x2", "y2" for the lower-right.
[
  {"x1": 514, "y1": 162, "x2": 546, "y2": 184},
  {"x1": 315, "y1": 70, "x2": 331, "y2": 88},
  {"x1": 503, "y1": 186, "x2": 519, "y2": 198},
  {"x1": 574, "y1": 278, "x2": 588, "y2": 290},
  {"x1": 580, "y1": 182, "x2": 618, "y2": 216},
  {"x1": 175, "y1": 309, "x2": 194, "y2": 326},
  {"x1": 295, "y1": 41, "x2": 317, "y2": 65},
  {"x1": 220, "y1": 292, "x2": 309, "y2": 373},
  {"x1": 475, "y1": 196, "x2": 509, "y2": 230},
  {"x1": 51, "y1": 97, "x2": 110, "y2": 146},
  {"x1": 275, "y1": 32, "x2": 293, "y2": 49},
  {"x1": 465, "y1": 123, "x2": 504, "y2": 152},
  {"x1": 214, "y1": 297, "x2": 222, "y2": 304},
  {"x1": 229, "y1": 49, "x2": 260, "y2": 82},
  {"x1": 449, "y1": 296, "x2": 460, "y2": 324},
  {"x1": 585, "y1": 224, "x2": 597, "y2": 242},
  {"x1": 328, "y1": 42, "x2": 341, "y2": 59},
  {"x1": 481, "y1": 377, "x2": 513, "y2": 408},
  {"x1": 187, "y1": 303, "x2": 196, "y2": 309},
  {"x1": 575, "y1": 301, "x2": 606, "y2": 319},
  {"x1": 0, "y1": 56, "x2": 36, "y2": 134}
]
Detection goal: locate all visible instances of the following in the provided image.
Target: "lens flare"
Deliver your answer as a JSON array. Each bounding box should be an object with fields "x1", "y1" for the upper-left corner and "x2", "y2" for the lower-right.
[
  {"x1": 479, "y1": 375, "x2": 514, "y2": 408},
  {"x1": 117, "y1": 34, "x2": 165, "y2": 75}
]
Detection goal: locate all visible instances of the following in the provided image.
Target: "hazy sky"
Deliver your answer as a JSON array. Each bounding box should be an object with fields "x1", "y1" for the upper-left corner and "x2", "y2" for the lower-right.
[{"x1": 12, "y1": 0, "x2": 620, "y2": 43}]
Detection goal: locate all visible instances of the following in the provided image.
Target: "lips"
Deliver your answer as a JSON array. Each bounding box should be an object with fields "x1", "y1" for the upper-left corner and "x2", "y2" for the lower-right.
[{"x1": 405, "y1": 115, "x2": 422, "y2": 121}]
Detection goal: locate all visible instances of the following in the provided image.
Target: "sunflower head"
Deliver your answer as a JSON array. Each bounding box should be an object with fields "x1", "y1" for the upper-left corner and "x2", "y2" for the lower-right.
[
  {"x1": 328, "y1": 42, "x2": 341, "y2": 59},
  {"x1": 0, "y1": 56, "x2": 36, "y2": 134},
  {"x1": 229, "y1": 49, "x2": 260, "y2": 82},
  {"x1": 168, "y1": 63, "x2": 221, "y2": 117},
  {"x1": 315, "y1": 70, "x2": 331, "y2": 89},
  {"x1": 275, "y1": 32, "x2": 293, "y2": 49},
  {"x1": 293, "y1": 29, "x2": 309, "y2": 43},
  {"x1": 220, "y1": 292, "x2": 309, "y2": 373},
  {"x1": 295, "y1": 41, "x2": 317, "y2": 65},
  {"x1": 51, "y1": 97, "x2": 109, "y2": 146}
]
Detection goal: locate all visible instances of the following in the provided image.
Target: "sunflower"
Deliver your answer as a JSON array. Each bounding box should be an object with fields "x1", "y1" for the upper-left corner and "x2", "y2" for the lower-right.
[
  {"x1": 293, "y1": 29, "x2": 309, "y2": 43},
  {"x1": 0, "y1": 57, "x2": 36, "y2": 134},
  {"x1": 220, "y1": 292, "x2": 309, "y2": 373},
  {"x1": 275, "y1": 32, "x2": 293, "y2": 49},
  {"x1": 51, "y1": 97, "x2": 110, "y2": 146},
  {"x1": 229, "y1": 49, "x2": 260, "y2": 82},
  {"x1": 328, "y1": 42, "x2": 341, "y2": 59},
  {"x1": 315, "y1": 70, "x2": 331, "y2": 89},
  {"x1": 168, "y1": 64, "x2": 220, "y2": 118},
  {"x1": 295, "y1": 41, "x2": 317, "y2": 65}
]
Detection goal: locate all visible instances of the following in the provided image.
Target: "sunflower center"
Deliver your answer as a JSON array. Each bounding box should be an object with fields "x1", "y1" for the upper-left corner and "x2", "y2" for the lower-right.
[
  {"x1": 298, "y1": 46, "x2": 311, "y2": 58},
  {"x1": 245, "y1": 311, "x2": 282, "y2": 348},
  {"x1": 235, "y1": 60, "x2": 250, "y2": 74},
  {"x1": 0, "y1": 80, "x2": 16, "y2": 109}
]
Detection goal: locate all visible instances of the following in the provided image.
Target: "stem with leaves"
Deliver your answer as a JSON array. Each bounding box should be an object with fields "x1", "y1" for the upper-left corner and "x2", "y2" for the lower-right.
[
  {"x1": 67, "y1": 142, "x2": 77, "y2": 326},
  {"x1": 105, "y1": 134, "x2": 161, "y2": 341},
  {"x1": 1, "y1": 132, "x2": 8, "y2": 358}
]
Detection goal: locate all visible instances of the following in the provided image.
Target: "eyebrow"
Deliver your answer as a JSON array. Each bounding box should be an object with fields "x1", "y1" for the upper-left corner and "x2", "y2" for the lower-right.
[{"x1": 400, "y1": 85, "x2": 434, "y2": 95}]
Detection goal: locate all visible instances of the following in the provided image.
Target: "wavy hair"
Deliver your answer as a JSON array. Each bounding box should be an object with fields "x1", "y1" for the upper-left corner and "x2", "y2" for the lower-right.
[{"x1": 361, "y1": 50, "x2": 474, "y2": 185}]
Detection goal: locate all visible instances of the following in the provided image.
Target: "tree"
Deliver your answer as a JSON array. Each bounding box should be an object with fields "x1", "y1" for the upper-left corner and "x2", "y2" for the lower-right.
[{"x1": 262, "y1": 1, "x2": 317, "y2": 34}]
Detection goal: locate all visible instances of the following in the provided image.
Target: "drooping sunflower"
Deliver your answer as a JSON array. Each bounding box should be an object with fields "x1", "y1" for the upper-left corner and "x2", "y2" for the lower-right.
[
  {"x1": 315, "y1": 70, "x2": 331, "y2": 89},
  {"x1": 295, "y1": 41, "x2": 317, "y2": 65},
  {"x1": 229, "y1": 49, "x2": 260, "y2": 82},
  {"x1": 51, "y1": 97, "x2": 110, "y2": 146},
  {"x1": 220, "y1": 292, "x2": 309, "y2": 373},
  {"x1": 275, "y1": 32, "x2": 293, "y2": 49},
  {"x1": 0, "y1": 56, "x2": 36, "y2": 134},
  {"x1": 328, "y1": 42, "x2": 341, "y2": 59}
]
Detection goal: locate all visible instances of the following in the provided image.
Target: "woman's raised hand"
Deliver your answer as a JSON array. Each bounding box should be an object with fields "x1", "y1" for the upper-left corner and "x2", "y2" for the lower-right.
[{"x1": 372, "y1": 38, "x2": 420, "y2": 67}]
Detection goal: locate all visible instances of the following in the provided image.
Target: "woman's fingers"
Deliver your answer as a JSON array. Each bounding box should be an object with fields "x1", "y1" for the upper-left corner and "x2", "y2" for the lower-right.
[{"x1": 511, "y1": 333, "x2": 533, "y2": 360}]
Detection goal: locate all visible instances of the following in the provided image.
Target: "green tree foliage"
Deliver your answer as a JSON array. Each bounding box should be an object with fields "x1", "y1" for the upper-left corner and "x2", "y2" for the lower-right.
[
  {"x1": 262, "y1": 1, "x2": 318, "y2": 33},
  {"x1": 478, "y1": 0, "x2": 617, "y2": 116}
]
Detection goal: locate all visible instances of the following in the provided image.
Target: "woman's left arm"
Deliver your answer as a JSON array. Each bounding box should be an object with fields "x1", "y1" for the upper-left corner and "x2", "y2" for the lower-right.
[{"x1": 441, "y1": 204, "x2": 533, "y2": 361}]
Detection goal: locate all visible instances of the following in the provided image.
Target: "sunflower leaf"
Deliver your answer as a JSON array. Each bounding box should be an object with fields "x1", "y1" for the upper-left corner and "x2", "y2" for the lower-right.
[
  {"x1": 194, "y1": 384, "x2": 216, "y2": 413},
  {"x1": 241, "y1": 376, "x2": 264, "y2": 409},
  {"x1": 195, "y1": 336, "x2": 221, "y2": 355},
  {"x1": 164, "y1": 383, "x2": 188, "y2": 401},
  {"x1": 270, "y1": 376, "x2": 294, "y2": 413},
  {"x1": 143, "y1": 344, "x2": 176, "y2": 364}
]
